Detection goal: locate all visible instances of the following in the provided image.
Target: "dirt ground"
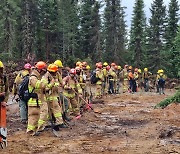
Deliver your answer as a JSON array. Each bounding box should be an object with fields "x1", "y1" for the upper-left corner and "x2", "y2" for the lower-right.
[{"x1": 1, "y1": 89, "x2": 180, "y2": 154}]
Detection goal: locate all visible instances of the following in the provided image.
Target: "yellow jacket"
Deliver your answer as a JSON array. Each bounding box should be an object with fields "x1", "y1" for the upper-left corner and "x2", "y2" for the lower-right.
[
  {"x1": 12, "y1": 69, "x2": 29, "y2": 95},
  {"x1": 96, "y1": 68, "x2": 104, "y2": 85},
  {"x1": 108, "y1": 68, "x2": 117, "y2": 81}
]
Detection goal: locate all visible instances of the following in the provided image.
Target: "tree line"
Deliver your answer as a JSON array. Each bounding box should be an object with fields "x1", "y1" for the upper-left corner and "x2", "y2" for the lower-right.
[{"x1": 0, "y1": 0, "x2": 179, "y2": 77}]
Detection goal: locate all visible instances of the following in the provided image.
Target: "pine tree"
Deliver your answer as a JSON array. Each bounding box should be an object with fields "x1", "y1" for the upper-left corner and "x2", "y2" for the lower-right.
[
  {"x1": 0, "y1": 0, "x2": 20, "y2": 58},
  {"x1": 165, "y1": 0, "x2": 179, "y2": 50},
  {"x1": 146, "y1": 0, "x2": 166, "y2": 72},
  {"x1": 103, "y1": 0, "x2": 127, "y2": 63},
  {"x1": 129, "y1": 0, "x2": 146, "y2": 68}
]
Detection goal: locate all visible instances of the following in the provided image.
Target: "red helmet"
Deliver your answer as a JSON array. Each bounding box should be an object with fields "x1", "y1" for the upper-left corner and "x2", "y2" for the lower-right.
[
  {"x1": 134, "y1": 68, "x2": 138, "y2": 72},
  {"x1": 106, "y1": 65, "x2": 110, "y2": 71},
  {"x1": 97, "y1": 63, "x2": 102, "y2": 69},
  {"x1": 111, "y1": 63, "x2": 116, "y2": 66},
  {"x1": 69, "y1": 68, "x2": 76, "y2": 75},
  {"x1": 35, "y1": 61, "x2": 47, "y2": 70},
  {"x1": 24, "y1": 63, "x2": 31, "y2": 70}
]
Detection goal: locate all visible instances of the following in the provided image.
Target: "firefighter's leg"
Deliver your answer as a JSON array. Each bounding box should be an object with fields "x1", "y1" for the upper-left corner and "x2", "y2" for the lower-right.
[
  {"x1": 96, "y1": 84, "x2": 102, "y2": 98},
  {"x1": 19, "y1": 99, "x2": 28, "y2": 122},
  {"x1": 27, "y1": 106, "x2": 40, "y2": 134},
  {"x1": 70, "y1": 97, "x2": 80, "y2": 116},
  {"x1": 36, "y1": 102, "x2": 49, "y2": 132}
]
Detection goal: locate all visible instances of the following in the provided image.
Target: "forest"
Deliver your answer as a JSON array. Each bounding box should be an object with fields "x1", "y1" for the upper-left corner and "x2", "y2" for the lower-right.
[{"x1": 0, "y1": 0, "x2": 179, "y2": 77}]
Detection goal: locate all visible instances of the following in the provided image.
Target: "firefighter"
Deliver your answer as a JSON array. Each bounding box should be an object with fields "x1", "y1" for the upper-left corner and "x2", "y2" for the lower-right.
[
  {"x1": 156, "y1": 69, "x2": 167, "y2": 95},
  {"x1": 121, "y1": 65, "x2": 129, "y2": 93},
  {"x1": 95, "y1": 63, "x2": 104, "y2": 99},
  {"x1": 108, "y1": 63, "x2": 117, "y2": 94},
  {"x1": 142, "y1": 68, "x2": 152, "y2": 92},
  {"x1": 63, "y1": 68, "x2": 82, "y2": 118},
  {"x1": 12, "y1": 63, "x2": 31, "y2": 124},
  {"x1": 102, "y1": 62, "x2": 108, "y2": 95},
  {"x1": 26, "y1": 61, "x2": 47, "y2": 135},
  {"x1": 37, "y1": 64, "x2": 67, "y2": 133}
]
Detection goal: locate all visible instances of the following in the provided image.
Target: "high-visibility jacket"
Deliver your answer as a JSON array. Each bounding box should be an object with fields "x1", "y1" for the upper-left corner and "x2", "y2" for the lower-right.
[
  {"x1": 143, "y1": 71, "x2": 152, "y2": 80},
  {"x1": 108, "y1": 68, "x2": 117, "y2": 81},
  {"x1": 0, "y1": 74, "x2": 9, "y2": 102},
  {"x1": 121, "y1": 69, "x2": 128, "y2": 80},
  {"x1": 128, "y1": 71, "x2": 134, "y2": 80},
  {"x1": 63, "y1": 76, "x2": 82, "y2": 98},
  {"x1": 28, "y1": 70, "x2": 44, "y2": 107},
  {"x1": 12, "y1": 69, "x2": 29, "y2": 95},
  {"x1": 134, "y1": 72, "x2": 138, "y2": 80},
  {"x1": 96, "y1": 68, "x2": 104, "y2": 85},
  {"x1": 156, "y1": 73, "x2": 167, "y2": 81}
]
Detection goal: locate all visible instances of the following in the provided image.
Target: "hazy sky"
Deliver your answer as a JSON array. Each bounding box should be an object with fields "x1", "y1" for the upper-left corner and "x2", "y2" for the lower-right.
[{"x1": 121, "y1": 0, "x2": 171, "y2": 26}]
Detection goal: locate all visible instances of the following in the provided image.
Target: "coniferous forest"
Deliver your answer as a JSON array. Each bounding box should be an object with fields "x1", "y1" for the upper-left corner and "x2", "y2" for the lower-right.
[{"x1": 0, "y1": 0, "x2": 179, "y2": 77}]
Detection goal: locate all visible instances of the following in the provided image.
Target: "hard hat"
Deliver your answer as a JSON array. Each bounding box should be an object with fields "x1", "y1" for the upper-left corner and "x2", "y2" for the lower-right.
[
  {"x1": 114, "y1": 65, "x2": 118, "y2": 70},
  {"x1": 111, "y1": 63, "x2": 116, "y2": 66},
  {"x1": 82, "y1": 61, "x2": 87, "y2": 67},
  {"x1": 69, "y1": 68, "x2": 76, "y2": 75},
  {"x1": 118, "y1": 65, "x2": 121, "y2": 70},
  {"x1": 138, "y1": 69, "x2": 142, "y2": 73},
  {"x1": 97, "y1": 63, "x2": 102, "y2": 69},
  {"x1": 134, "y1": 68, "x2": 138, "y2": 72},
  {"x1": 35, "y1": 61, "x2": 47, "y2": 70},
  {"x1": 129, "y1": 66, "x2": 132, "y2": 70},
  {"x1": 103, "y1": 62, "x2": 108, "y2": 66},
  {"x1": 24, "y1": 63, "x2": 31, "y2": 70},
  {"x1": 75, "y1": 66, "x2": 81, "y2": 71},
  {"x1": 76, "y1": 61, "x2": 81, "y2": 66},
  {"x1": 144, "y1": 68, "x2": 148, "y2": 71},
  {"x1": 159, "y1": 69, "x2": 164, "y2": 73},
  {"x1": 157, "y1": 70, "x2": 161, "y2": 74},
  {"x1": 54, "y1": 60, "x2": 63, "y2": 68},
  {"x1": 47, "y1": 64, "x2": 58, "y2": 72},
  {"x1": 86, "y1": 65, "x2": 90, "y2": 70},
  {"x1": 106, "y1": 65, "x2": 110, "y2": 71},
  {"x1": 124, "y1": 64, "x2": 128, "y2": 68},
  {"x1": 0, "y1": 61, "x2": 4, "y2": 68}
]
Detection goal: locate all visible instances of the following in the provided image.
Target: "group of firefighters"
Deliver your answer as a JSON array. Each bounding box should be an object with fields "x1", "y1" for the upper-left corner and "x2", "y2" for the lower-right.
[{"x1": 0, "y1": 60, "x2": 167, "y2": 139}]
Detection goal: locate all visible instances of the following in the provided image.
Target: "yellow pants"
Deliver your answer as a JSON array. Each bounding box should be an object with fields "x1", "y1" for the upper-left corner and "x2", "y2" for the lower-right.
[
  {"x1": 27, "y1": 106, "x2": 40, "y2": 133},
  {"x1": 68, "y1": 97, "x2": 80, "y2": 116},
  {"x1": 37, "y1": 99, "x2": 63, "y2": 131},
  {"x1": 123, "y1": 79, "x2": 129, "y2": 92},
  {"x1": 96, "y1": 84, "x2": 102, "y2": 98}
]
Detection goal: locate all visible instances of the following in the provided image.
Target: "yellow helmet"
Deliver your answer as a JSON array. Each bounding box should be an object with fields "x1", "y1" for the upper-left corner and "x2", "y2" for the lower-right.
[
  {"x1": 159, "y1": 69, "x2": 164, "y2": 73},
  {"x1": 0, "y1": 61, "x2": 4, "y2": 68},
  {"x1": 76, "y1": 61, "x2": 81, "y2": 66},
  {"x1": 117, "y1": 65, "x2": 121, "y2": 70},
  {"x1": 86, "y1": 65, "x2": 90, "y2": 70},
  {"x1": 54, "y1": 60, "x2": 63, "y2": 68},
  {"x1": 103, "y1": 62, "x2": 108, "y2": 66},
  {"x1": 157, "y1": 70, "x2": 161, "y2": 74},
  {"x1": 144, "y1": 68, "x2": 148, "y2": 71},
  {"x1": 138, "y1": 69, "x2": 142, "y2": 73}
]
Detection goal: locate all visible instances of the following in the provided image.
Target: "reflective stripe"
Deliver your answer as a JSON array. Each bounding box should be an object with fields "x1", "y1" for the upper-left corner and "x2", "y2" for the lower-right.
[
  {"x1": 27, "y1": 124, "x2": 36, "y2": 131},
  {"x1": 54, "y1": 112, "x2": 62, "y2": 118},
  {"x1": 28, "y1": 85, "x2": 34, "y2": 93},
  {"x1": 47, "y1": 83, "x2": 53, "y2": 88},
  {"x1": 54, "y1": 82, "x2": 59, "y2": 86},
  {"x1": 63, "y1": 92, "x2": 75, "y2": 98},
  {"x1": 47, "y1": 96, "x2": 58, "y2": 101},
  {"x1": 35, "y1": 80, "x2": 41, "y2": 89},
  {"x1": 38, "y1": 119, "x2": 45, "y2": 125},
  {"x1": 28, "y1": 98, "x2": 42, "y2": 106},
  {"x1": 41, "y1": 78, "x2": 48, "y2": 84}
]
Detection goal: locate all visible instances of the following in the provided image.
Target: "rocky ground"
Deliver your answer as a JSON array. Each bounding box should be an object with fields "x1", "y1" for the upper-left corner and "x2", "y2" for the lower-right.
[{"x1": 1, "y1": 89, "x2": 180, "y2": 154}]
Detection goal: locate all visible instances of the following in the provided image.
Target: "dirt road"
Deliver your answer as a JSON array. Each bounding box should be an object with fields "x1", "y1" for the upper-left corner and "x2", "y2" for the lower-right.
[{"x1": 1, "y1": 90, "x2": 180, "y2": 154}]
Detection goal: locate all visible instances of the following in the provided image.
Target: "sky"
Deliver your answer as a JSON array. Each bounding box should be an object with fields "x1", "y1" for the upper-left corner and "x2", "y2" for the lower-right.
[{"x1": 121, "y1": 0, "x2": 171, "y2": 27}]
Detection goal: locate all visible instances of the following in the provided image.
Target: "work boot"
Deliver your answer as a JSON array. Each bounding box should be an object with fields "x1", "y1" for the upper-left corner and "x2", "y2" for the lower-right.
[
  {"x1": 21, "y1": 119, "x2": 27, "y2": 124},
  {"x1": 62, "y1": 112, "x2": 72, "y2": 121},
  {"x1": 57, "y1": 123, "x2": 69, "y2": 128}
]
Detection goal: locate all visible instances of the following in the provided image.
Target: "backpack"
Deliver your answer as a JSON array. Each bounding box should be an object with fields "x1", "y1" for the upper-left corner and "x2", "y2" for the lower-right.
[
  {"x1": 90, "y1": 70, "x2": 99, "y2": 84},
  {"x1": 18, "y1": 75, "x2": 36, "y2": 102},
  {"x1": 158, "y1": 74, "x2": 165, "y2": 86}
]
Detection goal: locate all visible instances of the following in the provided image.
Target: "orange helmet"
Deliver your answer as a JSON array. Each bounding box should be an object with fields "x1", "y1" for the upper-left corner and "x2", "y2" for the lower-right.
[
  {"x1": 47, "y1": 64, "x2": 58, "y2": 72},
  {"x1": 69, "y1": 68, "x2": 76, "y2": 75},
  {"x1": 134, "y1": 68, "x2": 138, "y2": 72},
  {"x1": 35, "y1": 61, "x2": 47, "y2": 70},
  {"x1": 114, "y1": 65, "x2": 118, "y2": 70},
  {"x1": 106, "y1": 65, "x2": 110, "y2": 71},
  {"x1": 111, "y1": 63, "x2": 116, "y2": 67}
]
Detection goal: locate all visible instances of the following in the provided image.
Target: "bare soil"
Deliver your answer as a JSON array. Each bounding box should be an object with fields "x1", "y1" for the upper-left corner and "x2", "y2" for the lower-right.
[{"x1": 1, "y1": 89, "x2": 180, "y2": 154}]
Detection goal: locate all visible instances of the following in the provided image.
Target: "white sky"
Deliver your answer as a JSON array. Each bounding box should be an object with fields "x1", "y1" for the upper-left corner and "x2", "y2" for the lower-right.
[{"x1": 121, "y1": 0, "x2": 171, "y2": 26}]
